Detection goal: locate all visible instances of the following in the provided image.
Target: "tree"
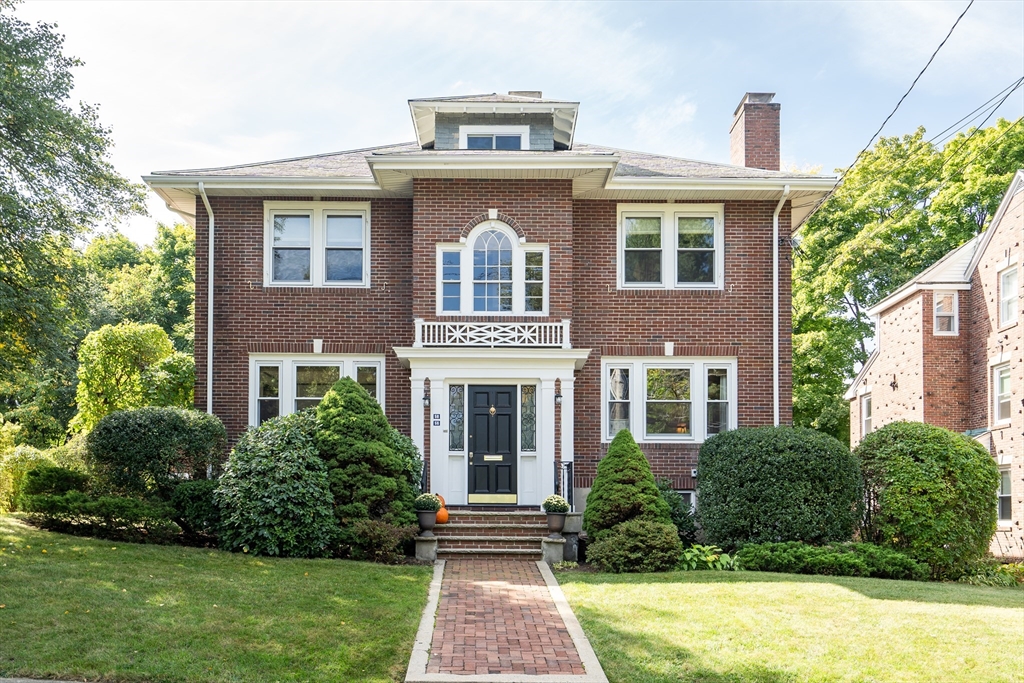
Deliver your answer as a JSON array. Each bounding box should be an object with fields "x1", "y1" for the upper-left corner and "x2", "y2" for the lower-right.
[
  {"x1": 0, "y1": 4, "x2": 145, "y2": 380},
  {"x1": 71, "y1": 322, "x2": 193, "y2": 432},
  {"x1": 83, "y1": 232, "x2": 143, "y2": 278},
  {"x1": 793, "y1": 119, "x2": 1024, "y2": 436}
]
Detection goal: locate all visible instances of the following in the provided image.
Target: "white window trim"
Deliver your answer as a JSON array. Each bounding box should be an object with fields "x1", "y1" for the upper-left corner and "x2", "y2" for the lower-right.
[
  {"x1": 435, "y1": 221, "x2": 549, "y2": 316},
  {"x1": 993, "y1": 363, "x2": 1012, "y2": 426},
  {"x1": 616, "y1": 203, "x2": 725, "y2": 291},
  {"x1": 998, "y1": 265, "x2": 1018, "y2": 327},
  {"x1": 263, "y1": 201, "x2": 371, "y2": 288},
  {"x1": 933, "y1": 291, "x2": 959, "y2": 336},
  {"x1": 998, "y1": 468, "x2": 1012, "y2": 523},
  {"x1": 861, "y1": 394, "x2": 872, "y2": 435},
  {"x1": 458, "y1": 125, "x2": 530, "y2": 150},
  {"x1": 248, "y1": 354, "x2": 385, "y2": 426},
  {"x1": 600, "y1": 356, "x2": 737, "y2": 444}
]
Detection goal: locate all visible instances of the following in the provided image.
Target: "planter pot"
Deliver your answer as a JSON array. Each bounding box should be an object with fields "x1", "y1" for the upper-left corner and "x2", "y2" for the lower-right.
[
  {"x1": 546, "y1": 512, "x2": 567, "y2": 539},
  {"x1": 417, "y1": 510, "x2": 437, "y2": 537}
]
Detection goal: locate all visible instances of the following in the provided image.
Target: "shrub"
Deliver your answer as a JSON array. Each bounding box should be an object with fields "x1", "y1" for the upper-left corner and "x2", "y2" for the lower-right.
[
  {"x1": 586, "y1": 519, "x2": 682, "y2": 573},
  {"x1": 348, "y1": 519, "x2": 417, "y2": 564},
  {"x1": 216, "y1": 412, "x2": 337, "y2": 558},
  {"x1": 855, "y1": 421, "x2": 999, "y2": 579},
  {"x1": 543, "y1": 495, "x2": 570, "y2": 513},
  {"x1": 697, "y1": 426, "x2": 861, "y2": 551},
  {"x1": 582, "y1": 430, "x2": 672, "y2": 540},
  {"x1": 21, "y1": 464, "x2": 90, "y2": 496},
  {"x1": 22, "y1": 491, "x2": 179, "y2": 543},
  {"x1": 87, "y1": 407, "x2": 226, "y2": 499},
  {"x1": 171, "y1": 480, "x2": 220, "y2": 537},
  {"x1": 958, "y1": 560, "x2": 1024, "y2": 588},
  {"x1": 735, "y1": 541, "x2": 929, "y2": 581},
  {"x1": 413, "y1": 493, "x2": 441, "y2": 512},
  {"x1": 678, "y1": 544, "x2": 739, "y2": 571},
  {"x1": 45, "y1": 432, "x2": 89, "y2": 471},
  {"x1": 0, "y1": 445, "x2": 54, "y2": 512},
  {"x1": 656, "y1": 478, "x2": 698, "y2": 546},
  {"x1": 316, "y1": 378, "x2": 421, "y2": 541}
]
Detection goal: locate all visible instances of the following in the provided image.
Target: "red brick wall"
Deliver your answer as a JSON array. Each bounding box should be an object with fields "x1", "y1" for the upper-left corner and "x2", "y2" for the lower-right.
[
  {"x1": 194, "y1": 195, "x2": 414, "y2": 443},
  {"x1": 571, "y1": 199, "x2": 793, "y2": 489},
  {"x1": 920, "y1": 289, "x2": 971, "y2": 432}
]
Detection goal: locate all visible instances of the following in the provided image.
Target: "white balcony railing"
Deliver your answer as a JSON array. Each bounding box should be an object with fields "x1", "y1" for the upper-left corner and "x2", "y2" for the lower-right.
[{"x1": 413, "y1": 319, "x2": 571, "y2": 349}]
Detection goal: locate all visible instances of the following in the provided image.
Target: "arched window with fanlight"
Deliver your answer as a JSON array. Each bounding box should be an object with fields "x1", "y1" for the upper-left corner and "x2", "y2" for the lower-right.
[{"x1": 436, "y1": 221, "x2": 549, "y2": 316}]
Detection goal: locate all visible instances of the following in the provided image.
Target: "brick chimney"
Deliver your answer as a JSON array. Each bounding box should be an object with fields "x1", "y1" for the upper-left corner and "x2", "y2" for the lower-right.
[{"x1": 729, "y1": 93, "x2": 780, "y2": 171}]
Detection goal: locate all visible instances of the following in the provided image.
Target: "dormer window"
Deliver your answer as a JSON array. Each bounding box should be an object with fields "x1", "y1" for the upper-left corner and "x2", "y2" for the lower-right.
[{"x1": 459, "y1": 125, "x2": 530, "y2": 151}]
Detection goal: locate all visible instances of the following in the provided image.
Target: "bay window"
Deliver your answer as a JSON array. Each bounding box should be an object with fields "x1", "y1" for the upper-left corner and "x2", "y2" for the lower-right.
[
  {"x1": 603, "y1": 357, "x2": 736, "y2": 442},
  {"x1": 617, "y1": 204, "x2": 724, "y2": 290},
  {"x1": 249, "y1": 356, "x2": 384, "y2": 426},
  {"x1": 264, "y1": 201, "x2": 370, "y2": 287}
]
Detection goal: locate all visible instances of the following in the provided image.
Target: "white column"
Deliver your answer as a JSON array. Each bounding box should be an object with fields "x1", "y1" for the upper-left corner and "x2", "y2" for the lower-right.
[
  {"x1": 539, "y1": 378, "x2": 557, "y2": 497},
  {"x1": 410, "y1": 377, "x2": 425, "y2": 488},
  {"x1": 559, "y1": 376, "x2": 575, "y2": 464}
]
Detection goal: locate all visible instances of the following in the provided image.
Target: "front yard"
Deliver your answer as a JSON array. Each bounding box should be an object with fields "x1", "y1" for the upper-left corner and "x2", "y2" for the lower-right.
[
  {"x1": 560, "y1": 570, "x2": 1024, "y2": 683},
  {"x1": 0, "y1": 516, "x2": 432, "y2": 683}
]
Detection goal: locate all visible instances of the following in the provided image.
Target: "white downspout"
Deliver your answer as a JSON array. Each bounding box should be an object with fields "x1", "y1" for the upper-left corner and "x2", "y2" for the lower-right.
[
  {"x1": 198, "y1": 182, "x2": 215, "y2": 415},
  {"x1": 773, "y1": 184, "x2": 791, "y2": 427}
]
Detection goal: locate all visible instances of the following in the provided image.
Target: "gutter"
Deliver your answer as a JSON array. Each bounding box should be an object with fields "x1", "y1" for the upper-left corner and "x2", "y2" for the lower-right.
[
  {"x1": 773, "y1": 184, "x2": 791, "y2": 426},
  {"x1": 197, "y1": 182, "x2": 215, "y2": 415}
]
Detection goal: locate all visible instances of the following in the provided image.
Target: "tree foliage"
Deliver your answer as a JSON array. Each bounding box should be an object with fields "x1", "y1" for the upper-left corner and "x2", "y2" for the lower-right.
[{"x1": 794, "y1": 119, "x2": 1024, "y2": 438}]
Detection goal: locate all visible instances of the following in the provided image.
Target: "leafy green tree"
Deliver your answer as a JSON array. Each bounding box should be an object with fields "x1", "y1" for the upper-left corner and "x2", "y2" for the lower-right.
[
  {"x1": 71, "y1": 322, "x2": 192, "y2": 432},
  {"x1": 149, "y1": 223, "x2": 195, "y2": 352},
  {"x1": 794, "y1": 119, "x2": 1024, "y2": 436},
  {"x1": 0, "y1": 4, "x2": 145, "y2": 379},
  {"x1": 83, "y1": 232, "x2": 143, "y2": 279}
]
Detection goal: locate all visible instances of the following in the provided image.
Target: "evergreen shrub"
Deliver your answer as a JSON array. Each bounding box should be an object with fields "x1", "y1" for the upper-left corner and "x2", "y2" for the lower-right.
[
  {"x1": 582, "y1": 430, "x2": 672, "y2": 539},
  {"x1": 87, "y1": 407, "x2": 226, "y2": 498},
  {"x1": 656, "y1": 477, "x2": 698, "y2": 546},
  {"x1": 855, "y1": 421, "x2": 999, "y2": 579},
  {"x1": 170, "y1": 479, "x2": 220, "y2": 537},
  {"x1": 22, "y1": 491, "x2": 178, "y2": 543},
  {"x1": 216, "y1": 412, "x2": 337, "y2": 558},
  {"x1": 736, "y1": 541, "x2": 929, "y2": 581},
  {"x1": 697, "y1": 426, "x2": 861, "y2": 550},
  {"x1": 586, "y1": 519, "x2": 682, "y2": 573},
  {"x1": 21, "y1": 464, "x2": 90, "y2": 496}
]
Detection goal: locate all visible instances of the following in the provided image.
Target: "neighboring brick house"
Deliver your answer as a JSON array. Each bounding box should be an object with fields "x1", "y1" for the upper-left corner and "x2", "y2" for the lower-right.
[
  {"x1": 846, "y1": 170, "x2": 1024, "y2": 559},
  {"x1": 145, "y1": 91, "x2": 834, "y2": 510}
]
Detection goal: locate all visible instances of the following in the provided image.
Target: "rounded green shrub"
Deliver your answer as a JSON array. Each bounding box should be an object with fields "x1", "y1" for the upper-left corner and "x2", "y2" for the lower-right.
[
  {"x1": 735, "y1": 541, "x2": 929, "y2": 581},
  {"x1": 315, "y1": 378, "x2": 421, "y2": 540},
  {"x1": 697, "y1": 426, "x2": 861, "y2": 551},
  {"x1": 586, "y1": 519, "x2": 683, "y2": 573},
  {"x1": 87, "y1": 407, "x2": 226, "y2": 499},
  {"x1": 0, "y1": 445, "x2": 54, "y2": 512},
  {"x1": 582, "y1": 430, "x2": 672, "y2": 539},
  {"x1": 171, "y1": 479, "x2": 220, "y2": 537},
  {"x1": 21, "y1": 464, "x2": 90, "y2": 496},
  {"x1": 855, "y1": 421, "x2": 999, "y2": 579},
  {"x1": 216, "y1": 411, "x2": 337, "y2": 558}
]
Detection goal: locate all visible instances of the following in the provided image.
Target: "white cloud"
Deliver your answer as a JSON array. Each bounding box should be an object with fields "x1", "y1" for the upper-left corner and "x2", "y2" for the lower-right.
[{"x1": 631, "y1": 95, "x2": 702, "y2": 157}]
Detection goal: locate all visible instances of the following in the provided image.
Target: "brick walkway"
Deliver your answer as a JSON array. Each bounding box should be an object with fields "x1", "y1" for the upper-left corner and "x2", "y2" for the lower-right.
[{"x1": 425, "y1": 560, "x2": 587, "y2": 676}]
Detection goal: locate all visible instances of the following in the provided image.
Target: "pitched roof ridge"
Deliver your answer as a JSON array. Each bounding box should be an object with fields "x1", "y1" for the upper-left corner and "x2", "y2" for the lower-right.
[{"x1": 151, "y1": 141, "x2": 418, "y2": 175}]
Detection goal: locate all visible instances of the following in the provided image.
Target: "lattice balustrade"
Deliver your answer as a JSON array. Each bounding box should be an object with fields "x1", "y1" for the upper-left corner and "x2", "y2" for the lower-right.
[{"x1": 414, "y1": 319, "x2": 571, "y2": 348}]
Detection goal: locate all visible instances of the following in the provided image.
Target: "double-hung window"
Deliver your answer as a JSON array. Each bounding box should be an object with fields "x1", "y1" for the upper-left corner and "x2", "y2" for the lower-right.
[
  {"x1": 249, "y1": 356, "x2": 384, "y2": 426},
  {"x1": 1000, "y1": 267, "x2": 1018, "y2": 326},
  {"x1": 933, "y1": 291, "x2": 958, "y2": 335},
  {"x1": 265, "y1": 201, "x2": 370, "y2": 287},
  {"x1": 862, "y1": 394, "x2": 872, "y2": 435},
  {"x1": 998, "y1": 469, "x2": 1012, "y2": 523},
  {"x1": 458, "y1": 125, "x2": 529, "y2": 150},
  {"x1": 436, "y1": 222, "x2": 549, "y2": 315},
  {"x1": 617, "y1": 204, "x2": 724, "y2": 289},
  {"x1": 603, "y1": 357, "x2": 736, "y2": 442},
  {"x1": 994, "y1": 365, "x2": 1012, "y2": 424}
]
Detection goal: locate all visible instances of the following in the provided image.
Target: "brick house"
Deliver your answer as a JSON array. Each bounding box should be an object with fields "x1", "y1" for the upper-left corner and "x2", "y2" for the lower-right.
[
  {"x1": 144, "y1": 91, "x2": 834, "y2": 511},
  {"x1": 846, "y1": 170, "x2": 1024, "y2": 560}
]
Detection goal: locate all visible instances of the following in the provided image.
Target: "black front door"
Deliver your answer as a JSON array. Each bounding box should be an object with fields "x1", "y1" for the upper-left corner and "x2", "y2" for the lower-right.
[{"x1": 467, "y1": 385, "x2": 517, "y2": 504}]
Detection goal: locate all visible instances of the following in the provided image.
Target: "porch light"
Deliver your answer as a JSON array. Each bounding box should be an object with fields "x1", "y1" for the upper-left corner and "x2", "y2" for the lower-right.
[
  {"x1": 422, "y1": 392, "x2": 431, "y2": 408},
  {"x1": 554, "y1": 393, "x2": 563, "y2": 406}
]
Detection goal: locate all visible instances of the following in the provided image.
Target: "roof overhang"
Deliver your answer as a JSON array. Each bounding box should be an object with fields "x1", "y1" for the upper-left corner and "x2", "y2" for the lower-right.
[
  {"x1": 364, "y1": 153, "x2": 620, "y2": 196},
  {"x1": 394, "y1": 346, "x2": 592, "y2": 372},
  {"x1": 865, "y1": 282, "x2": 971, "y2": 317},
  {"x1": 409, "y1": 99, "x2": 580, "y2": 149}
]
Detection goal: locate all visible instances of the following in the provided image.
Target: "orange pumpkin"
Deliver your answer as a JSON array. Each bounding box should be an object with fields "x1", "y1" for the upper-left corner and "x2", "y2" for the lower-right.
[
  {"x1": 435, "y1": 507, "x2": 449, "y2": 524},
  {"x1": 435, "y1": 494, "x2": 446, "y2": 508}
]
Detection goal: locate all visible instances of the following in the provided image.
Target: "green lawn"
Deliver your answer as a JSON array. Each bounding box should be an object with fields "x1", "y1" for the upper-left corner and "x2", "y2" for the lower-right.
[
  {"x1": 560, "y1": 569, "x2": 1024, "y2": 683},
  {"x1": 0, "y1": 515, "x2": 432, "y2": 683}
]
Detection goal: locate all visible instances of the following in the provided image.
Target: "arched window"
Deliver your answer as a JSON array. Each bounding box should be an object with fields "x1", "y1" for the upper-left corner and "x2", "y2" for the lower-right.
[{"x1": 436, "y1": 221, "x2": 548, "y2": 316}]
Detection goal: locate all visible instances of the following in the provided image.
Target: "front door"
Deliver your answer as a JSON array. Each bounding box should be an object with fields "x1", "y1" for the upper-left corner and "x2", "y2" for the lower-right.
[{"x1": 467, "y1": 385, "x2": 517, "y2": 504}]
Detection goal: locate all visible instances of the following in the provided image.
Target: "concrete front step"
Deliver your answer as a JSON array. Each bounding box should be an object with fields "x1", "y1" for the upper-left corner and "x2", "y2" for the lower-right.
[
  {"x1": 435, "y1": 509, "x2": 551, "y2": 556},
  {"x1": 433, "y1": 523, "x2": 548, "y2": 538},
  {"x1": 437, "y1": 547, "x2": 544, "y2": 560}
]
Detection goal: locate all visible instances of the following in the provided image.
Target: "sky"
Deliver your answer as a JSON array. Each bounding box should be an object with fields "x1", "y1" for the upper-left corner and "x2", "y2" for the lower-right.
[{"x1": 15, "y1": 0, "x2": 1024, "y2": 245}]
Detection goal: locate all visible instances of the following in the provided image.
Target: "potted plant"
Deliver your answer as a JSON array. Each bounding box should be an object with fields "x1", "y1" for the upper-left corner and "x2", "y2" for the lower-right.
[
  {"x1": 543, "y1": 494, "x2": 570, "y2": 538},
  {"x1": 414, "y1": 493, "x2": 441, "y2": 537}
]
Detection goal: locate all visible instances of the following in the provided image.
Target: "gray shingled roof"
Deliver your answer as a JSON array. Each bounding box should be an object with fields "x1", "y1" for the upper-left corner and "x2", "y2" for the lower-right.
[{"x1": 149, "y1": 141, "x2": 822, "y2": 181}]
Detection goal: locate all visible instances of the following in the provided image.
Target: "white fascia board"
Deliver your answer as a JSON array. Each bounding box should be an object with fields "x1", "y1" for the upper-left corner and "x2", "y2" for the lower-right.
[
  {"x1": 143, "y1": 175, "x2": 383, "y2": 192},
  {"x1": 865, "y1": 282, "x2": 971, "y2": 317},
  {"x1": 366, "y1": 154, "x2": 618, "y2": 171},
  {"x1": 393, "y1": 346, "x2": 592, "y2": 371},
  {"x1": 603, "y1": 176, "x2": 837, "y2": 193}
]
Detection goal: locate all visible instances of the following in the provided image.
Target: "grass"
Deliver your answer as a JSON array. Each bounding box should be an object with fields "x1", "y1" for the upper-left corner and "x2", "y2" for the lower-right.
[
  {"x1": 559, "y1": 569, "x2": 1024, "y2": 683},
  {"x1": 0, "y1": 515, "x2": 432, "y2": 682}
]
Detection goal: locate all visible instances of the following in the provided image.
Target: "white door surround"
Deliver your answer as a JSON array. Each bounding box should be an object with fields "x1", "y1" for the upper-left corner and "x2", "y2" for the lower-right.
[{"x1": 394, "y1": 347, "x2": 590, "y2": 506}]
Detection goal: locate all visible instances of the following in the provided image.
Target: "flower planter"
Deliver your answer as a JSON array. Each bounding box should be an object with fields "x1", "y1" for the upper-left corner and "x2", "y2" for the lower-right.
[
  {"x1": 417, "y1": 510, "x2": 437, "y2": 537},
  {"x1": 546, "y1": 512, "x2": 566, "y2": 539}
]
